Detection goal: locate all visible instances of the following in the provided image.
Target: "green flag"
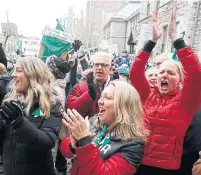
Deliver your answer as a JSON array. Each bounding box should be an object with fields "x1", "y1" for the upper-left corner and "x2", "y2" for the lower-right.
[
  {"x1": 41, "y1": 20, "x2": 71, "y2": 57},
  {"x1": 56, "y1": 19, "x2": 65, "y2": 31}
]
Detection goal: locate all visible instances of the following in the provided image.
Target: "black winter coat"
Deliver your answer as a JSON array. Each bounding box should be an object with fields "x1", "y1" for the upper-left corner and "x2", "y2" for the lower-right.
[
  {"x1": 179, "y1": 105, "x2": 201, "y2": 175},
  {"x1": 0, "y1": 76, "x2": 10, "y2": 104},
  {"x1": 0, "y1": 76, "x2": 10, "y2": 175},
  {"x1": 1, "y1": 96, "x2": 62, "y2": 175}
]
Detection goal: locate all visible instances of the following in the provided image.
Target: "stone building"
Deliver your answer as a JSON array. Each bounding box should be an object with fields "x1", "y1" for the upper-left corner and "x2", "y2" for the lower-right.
[
  {"x1": 138, "y1": 0, "x2": 191, "y2": 59},
  {"x1": 85, "y1": 0, "x2": 126, "y2": 48},
  {"x1": 102, "y1": 1, "x2": 140, "y2": 53},
  {"x1": 125, "y1": 9, "x2": 140, "y2": 53},
  {"x1": 186, "y1": 1, "x2": 201, "y2": 60}
]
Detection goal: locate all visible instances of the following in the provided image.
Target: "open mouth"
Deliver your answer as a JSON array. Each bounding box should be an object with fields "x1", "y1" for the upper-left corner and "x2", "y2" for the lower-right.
[
  {"x1": 96, "y1": 72, "x2": 103, "y2": 77},
  {"x1": 160, "y1": 80, "x2": 168, "y2": 90},
  {"x1": 99, "y1": 108, "x2": 105, "y2": 115},
  {"x1": 151, "y1": 80, "x2": 157, "y2": 85}
]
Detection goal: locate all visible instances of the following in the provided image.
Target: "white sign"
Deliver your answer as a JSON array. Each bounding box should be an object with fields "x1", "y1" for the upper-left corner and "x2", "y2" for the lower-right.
[
  {"x1": 21, "y1": 38, "x2": 40, "y2": 56},
  {"x1": 137, "y1": 24, "x2": 152, "y2": 51},
  {"x1": 42, "y1": 26, "x2": 73, "y2": 43}
]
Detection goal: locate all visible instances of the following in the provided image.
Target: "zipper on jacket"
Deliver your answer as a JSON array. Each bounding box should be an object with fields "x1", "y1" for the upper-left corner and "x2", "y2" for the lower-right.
[{"x1": 10, "y1": 127, "x2": 16, "y2": 175}]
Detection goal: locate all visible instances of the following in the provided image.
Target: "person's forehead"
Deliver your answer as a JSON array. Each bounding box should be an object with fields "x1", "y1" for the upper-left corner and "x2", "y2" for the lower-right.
[
  {"x1": 94, "y1": 56, "x2": 110, "y2": 64},
  {"x1": 14, "y1": 63, "x2": 22, "y2": 69},
  {"x1": 103, "y1": 84, "x2": 115, "y2": 94},
  {"x1": 147, "y1": 69, "x2": 158, "y2": 75},
  {"x1": 160, "y1": 61, "x2": 178, "y2": 70}
]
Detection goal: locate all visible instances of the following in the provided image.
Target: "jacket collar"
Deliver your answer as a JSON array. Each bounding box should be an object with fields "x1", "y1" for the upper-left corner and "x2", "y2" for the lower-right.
[
  {"x1": 95, "y1": 75, "x2": 111, "y2": 90},
  {"x1": 154, "y1": 86, "x2": 180, "y2": 97}
]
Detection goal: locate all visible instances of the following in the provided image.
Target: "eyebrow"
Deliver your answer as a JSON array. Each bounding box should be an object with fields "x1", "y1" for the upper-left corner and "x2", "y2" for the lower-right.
[{"x1": 15, "y1": 66, "x2": 23, "y2": 70}]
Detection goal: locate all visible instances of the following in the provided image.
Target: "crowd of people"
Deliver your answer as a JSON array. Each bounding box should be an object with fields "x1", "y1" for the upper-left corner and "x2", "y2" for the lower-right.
[{"x1": 0, "y1": 7, "x2": 199, "y2": 175}]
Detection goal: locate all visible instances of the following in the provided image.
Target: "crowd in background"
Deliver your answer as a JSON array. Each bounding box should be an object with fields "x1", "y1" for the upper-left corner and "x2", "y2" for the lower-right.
[{"x1": 0, "y1": 7, "x2": 199, "y2": 175}]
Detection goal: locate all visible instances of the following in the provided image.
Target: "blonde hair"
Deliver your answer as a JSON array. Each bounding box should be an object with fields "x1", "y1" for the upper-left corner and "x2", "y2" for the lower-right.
[
  {"x1": 155, "y1": 53, "x2": 170, "y2": 61},
  {"x1": 4, "y1": 57, "x2": 55, "y2": 117},
  {"x1": 0, "y1": 63, "x2": 7, "y2": 75},
  {"x1": 108, "y1": 80, "x2": 146, "y2": 141}
]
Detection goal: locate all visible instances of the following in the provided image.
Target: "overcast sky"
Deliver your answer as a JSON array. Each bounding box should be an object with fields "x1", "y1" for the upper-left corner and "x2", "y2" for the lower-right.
[{"x1": 0, "y1": 0, "x2": 87, "y2": 37}]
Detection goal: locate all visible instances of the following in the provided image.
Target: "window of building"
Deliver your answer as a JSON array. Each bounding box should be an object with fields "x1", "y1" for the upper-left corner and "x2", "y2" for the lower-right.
[
  {"x1": 147, "y1": 0, "x2": 151, "y2": 16},
  {"x1": 161, "y1": 25, "x2": 168, "y2": 53}
]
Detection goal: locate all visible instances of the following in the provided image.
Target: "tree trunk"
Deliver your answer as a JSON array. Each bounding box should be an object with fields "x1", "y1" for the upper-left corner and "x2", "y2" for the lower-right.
[{"x1": 3, "y1": 36, "x2": 9, "y2": 50}]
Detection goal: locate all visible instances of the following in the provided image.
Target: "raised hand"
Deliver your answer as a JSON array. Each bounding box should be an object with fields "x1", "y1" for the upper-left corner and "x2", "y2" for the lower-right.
[
  {"x1": 72, "y1": 40, "x2": 82, "y2": 52},
  {"x1": 87, "y1": 72, "x2": 96, "y2": 100},
  {"x1": 168, "y1": 7, "x2": 177, "y2": 40},
  {"x1": 152, "y1": 11, "x2": 163, "y2": 41}
]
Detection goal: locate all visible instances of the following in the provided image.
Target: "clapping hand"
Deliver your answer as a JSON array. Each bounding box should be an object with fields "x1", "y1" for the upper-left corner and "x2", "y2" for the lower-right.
[
  {"x1": 0, "y1": 100, "x2": 24, "y2": 127},
  {"x1": 62, "y1": 109, "x2": 90, "y2": 141},
  {"x1": 152, "y1": 11, "x2": 163, "y2": 41}
]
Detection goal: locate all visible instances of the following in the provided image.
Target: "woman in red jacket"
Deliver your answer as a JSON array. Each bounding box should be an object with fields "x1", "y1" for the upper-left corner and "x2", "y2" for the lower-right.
[
  {"x1": 60, "y1": 80, "x2": 146, "y2": 175},
  {"x1": 131, "y1": 9, "x2": 201, "y2": 175}
]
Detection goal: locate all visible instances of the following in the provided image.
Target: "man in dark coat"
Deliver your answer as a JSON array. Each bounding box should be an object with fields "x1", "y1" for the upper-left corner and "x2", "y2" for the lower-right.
[{"x1": 179, "y1": 105, "x2": 201, "y2": 175}]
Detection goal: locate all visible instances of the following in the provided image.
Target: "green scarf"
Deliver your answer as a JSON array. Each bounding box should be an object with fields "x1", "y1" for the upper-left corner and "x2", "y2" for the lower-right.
[
  {"x1": 93, "y1": 123, "x2": 110, "y2": 146},
  {"x1": 32, "y1": 108, "x2": 44, "y2": 117}
]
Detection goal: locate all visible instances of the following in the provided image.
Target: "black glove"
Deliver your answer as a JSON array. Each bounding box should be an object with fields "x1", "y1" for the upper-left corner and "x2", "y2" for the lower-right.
[
  {"x1": 87, "y1": 72, "x2": 96, "y2": 100},
  {"x1": 72, "y1": 40, "x2": 82, "y2": 52},
  {"x1": 0, "y1": 100, "x2": 24, "y2": 127}
]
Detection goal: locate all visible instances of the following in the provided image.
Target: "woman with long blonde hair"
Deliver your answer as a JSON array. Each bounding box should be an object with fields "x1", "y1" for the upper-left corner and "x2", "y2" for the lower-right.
[
  {"x1": 0, "y1": 56, "x2": 62, "y2": 175},
  {"x1": 60, "y1": 80, "x2": 146, "y2": 175}
]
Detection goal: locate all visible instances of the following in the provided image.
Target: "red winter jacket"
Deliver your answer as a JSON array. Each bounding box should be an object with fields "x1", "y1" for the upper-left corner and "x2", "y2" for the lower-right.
[
  {"x1": 60, "y1": 136, "x2": 144, "y2": 175},
  {"x1": 130, "y1": 46, "x2": 201, "y2": 170},
  {"x1": 67, "y1": 81, "x2": 98, "y2": 118}
]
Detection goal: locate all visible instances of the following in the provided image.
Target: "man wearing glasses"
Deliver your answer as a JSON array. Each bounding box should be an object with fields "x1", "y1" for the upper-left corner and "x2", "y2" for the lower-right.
[{"x1": 67, "y1": 52, "x2": 112, "y2": 118}]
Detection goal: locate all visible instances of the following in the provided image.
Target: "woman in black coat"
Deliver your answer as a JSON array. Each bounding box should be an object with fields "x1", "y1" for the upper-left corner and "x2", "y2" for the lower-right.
[{"x1": 0, "y1": 56, "x2": 62, "y2": 175}]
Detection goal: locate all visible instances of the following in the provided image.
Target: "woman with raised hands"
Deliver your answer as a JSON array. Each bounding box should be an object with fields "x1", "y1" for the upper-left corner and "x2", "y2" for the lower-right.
[{"x1": 130, "y1": 8, "x2": 201, "y2": 175}]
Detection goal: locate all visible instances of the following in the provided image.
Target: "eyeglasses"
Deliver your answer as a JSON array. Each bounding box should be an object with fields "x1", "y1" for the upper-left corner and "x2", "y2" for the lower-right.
[{"x1": 93, "y1": 63, "x2": 110, "y2": 68}]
